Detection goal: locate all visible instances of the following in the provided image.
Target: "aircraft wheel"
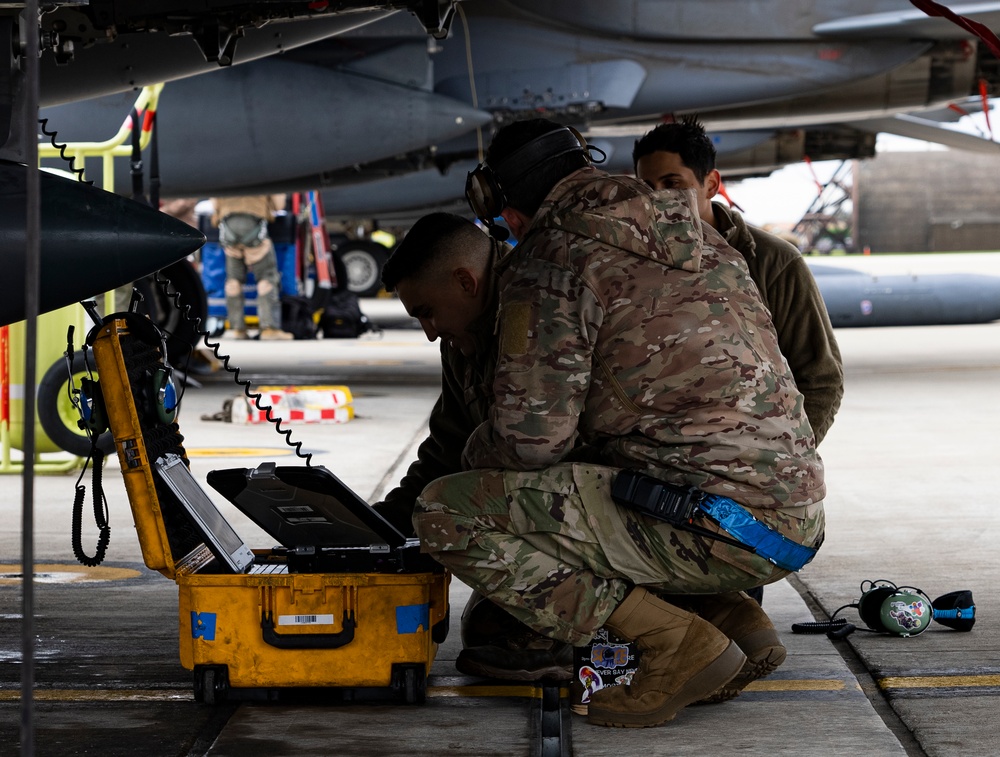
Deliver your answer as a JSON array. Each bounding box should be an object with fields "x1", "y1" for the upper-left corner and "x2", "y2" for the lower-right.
[
  {"x1": 338, "y1": 241, "x2": 388, "y2": 298},
  {"x1": 134, "y1": 260, "x2": 208, "y2": 365},
  {"x1": 37, "y1": 353, "x2": 114, "y2": 458}
]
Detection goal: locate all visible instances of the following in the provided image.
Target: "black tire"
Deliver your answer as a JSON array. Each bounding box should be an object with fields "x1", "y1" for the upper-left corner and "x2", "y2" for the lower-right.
[
  {"x1": 200, "y1": 666, "x2": 229, "y2": 705},
  {"x1": 132, "y1": 260, "x2": 208, "y2": 365},
  {"x1": 37, "y1": 353, "x2": 114, "y2": 458},
  {"x1": 202, "y1": 668, "x2": 217, "y2": 705},
  {"x1": 193, "y1": 667, "x2": 205, "y2": 703},
  {"x1": 337, "y1": 240, "x2": 388, "y2": 298},
  {"x1": 392, "y1": 664, "x2": 426, "y2": 705}
]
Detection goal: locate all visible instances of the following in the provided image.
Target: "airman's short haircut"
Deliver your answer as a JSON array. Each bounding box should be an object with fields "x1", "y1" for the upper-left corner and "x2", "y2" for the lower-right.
[
  {"x1": 632, "y1": 116, "x2": 717, "y2": 183},
  {"x1": 381, "y1": 212, "x2": 490, "y2": 292}
]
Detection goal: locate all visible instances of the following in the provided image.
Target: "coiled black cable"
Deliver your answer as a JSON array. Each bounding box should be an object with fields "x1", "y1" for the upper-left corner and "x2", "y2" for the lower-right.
[
  {"x1": 37, "y1": 118, "x2": 92, "y2": 185},
  {"x1": 153, "y1": 271, "x2": 313, "y2": 466},
  {"x1": 71, "y1": 449, "x2": 110, "y2": 567}
]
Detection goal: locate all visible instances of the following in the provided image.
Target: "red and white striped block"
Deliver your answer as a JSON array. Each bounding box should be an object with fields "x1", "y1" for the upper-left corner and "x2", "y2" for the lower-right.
[
  {"x1": 242, "y1": 404, "x2": 355, "y2": 424},
  {"x1": 232, "y1": 385, "x2": 354, "y2": 424}
]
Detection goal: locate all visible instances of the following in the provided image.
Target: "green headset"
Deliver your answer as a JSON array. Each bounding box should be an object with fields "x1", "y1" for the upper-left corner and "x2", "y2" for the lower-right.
[
  {"x1": 465, "y1": 125, "x2": 600, "y2": 239},
  {"x1": 793, "y1": 579, "x2": 976, "y2": 638},
  {"x1": 82, "y1": 309, "x2": 179, "y2": 432}
]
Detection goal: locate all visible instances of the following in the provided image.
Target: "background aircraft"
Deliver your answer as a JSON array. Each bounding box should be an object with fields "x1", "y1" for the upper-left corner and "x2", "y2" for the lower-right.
[
  {"x1": 22, "y1": 0, "x2": 1000, "y2": 329},
  {"x1": 0, "y1": 1, "x2": 462, "y2": 326},
  {"x1": 37, "y1": 0, "x2": 1000, "y2": 207},
  {"x1": 1, "y1": 1, "x2": 460, "y2": 163}
]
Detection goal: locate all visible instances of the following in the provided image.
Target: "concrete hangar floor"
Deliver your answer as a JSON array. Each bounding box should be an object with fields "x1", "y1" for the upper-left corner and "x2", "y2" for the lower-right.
[{"x1": 1, "y1": 297, "x2": 998, "y2": 756}]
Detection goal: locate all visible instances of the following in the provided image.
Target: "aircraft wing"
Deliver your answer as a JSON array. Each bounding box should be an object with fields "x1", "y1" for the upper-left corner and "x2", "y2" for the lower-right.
[
  {"x1": 813, "y1": 3, "x2": 1000, "y2": 38},
  {"x1": 5, "y1": 1, "x2": 464, "y2": 106},
  {"x1": 846, "y1": 113, "x2": 1000, "y2": 152}
]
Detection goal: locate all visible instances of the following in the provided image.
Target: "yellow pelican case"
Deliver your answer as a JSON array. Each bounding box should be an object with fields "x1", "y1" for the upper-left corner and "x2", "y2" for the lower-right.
[{"x1": 88, "y1": 312, "x2": 448, "y2": 704}]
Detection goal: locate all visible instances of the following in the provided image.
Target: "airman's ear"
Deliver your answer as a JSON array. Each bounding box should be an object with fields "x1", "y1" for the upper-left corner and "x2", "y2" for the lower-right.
[
  {"x1": 703, "y1": 169, "x2": 722, "y2": 201},
  {"x1": 454, "y1": 267, "x2": 479, "y2": 296}
]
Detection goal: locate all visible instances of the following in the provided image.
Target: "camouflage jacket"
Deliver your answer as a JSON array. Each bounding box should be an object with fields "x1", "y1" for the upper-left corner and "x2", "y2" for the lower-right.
[
  {"x1": 462, "y1": 167, "x2": 825, "y2": 509},
  {"x1": 714, "y1": 202, "x2": 844, "y2": 444}
]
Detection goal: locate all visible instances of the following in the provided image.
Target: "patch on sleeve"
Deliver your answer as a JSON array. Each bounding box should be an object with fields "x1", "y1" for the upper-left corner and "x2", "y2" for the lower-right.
[{"x1": 500, "y1": 301, "x2": 532, "y2": 355}]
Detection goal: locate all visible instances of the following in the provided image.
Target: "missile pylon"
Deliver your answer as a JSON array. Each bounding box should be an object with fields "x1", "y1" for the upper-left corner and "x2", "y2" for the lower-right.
[{"x1": 0, "y1": 160, "x2": 206, "y2": 326}]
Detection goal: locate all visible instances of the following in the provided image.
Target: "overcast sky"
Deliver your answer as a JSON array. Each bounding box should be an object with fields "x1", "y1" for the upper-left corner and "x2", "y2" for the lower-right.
[{"x1": 724, "y1": 111, "x2": 993, "y2": 228}]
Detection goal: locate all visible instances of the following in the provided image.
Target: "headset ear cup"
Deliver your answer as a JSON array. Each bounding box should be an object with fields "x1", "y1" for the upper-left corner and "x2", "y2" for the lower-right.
[
  {"x1": 879, "y1": 590, "x2": 933, "y2": 636},
  {"x1": 568, "y1": 125, "x2": 587, "y2": 151},
  {"x1": 78, "y1": 377, "x2": 109, "y2": 434},
  {"x1": 466, "y1": 166, "x2": 501, "y2": 222},
  {"x1": 150, "y1": 368, "x2": 178, "y2": 425},
  {"x1": 932, "y1": 590, "x2": 976, "y2": 631},
  {"x1": 857, "y1": 587, "x2": 896, "y2": 632}
]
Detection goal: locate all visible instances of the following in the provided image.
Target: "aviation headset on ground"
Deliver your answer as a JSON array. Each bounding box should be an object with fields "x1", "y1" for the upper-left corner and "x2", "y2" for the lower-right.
[
  {"x1": 465, "y1": 125, "x2": 605, "y2": 241},
  {"x1": 792, "y1": 580, "x2": 976, "y2": 639}
]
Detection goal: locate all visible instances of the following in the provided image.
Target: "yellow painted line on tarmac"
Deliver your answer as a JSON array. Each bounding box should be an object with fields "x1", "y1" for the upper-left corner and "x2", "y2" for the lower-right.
[
  {"x1": 0, "y1": 689, "x2": 190, "y2": 702},
  {"x1": 744, "y1": 679, "x2": 849, "y2": 692},
  {"x1": 185, "y1": 447, "x2": 296, "y2": 458},
  {"x1": 879, "y1": 675, "x2": 1000, "y2": 690},
  {"x1": 0, "y1": 564, "x2": 142, "y2": 586},
  {"x1": 6, "y1": 678, "x2": 992, "y2": 704},
  {"x1": 0, "y1": 686, "x2": 565, "y2": 703}
]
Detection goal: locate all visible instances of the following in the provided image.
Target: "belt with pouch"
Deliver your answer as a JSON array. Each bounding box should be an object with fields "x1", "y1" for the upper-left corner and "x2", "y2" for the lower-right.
[{"x1": 611, "y1": 469, "x2": 818, "y2": 573}]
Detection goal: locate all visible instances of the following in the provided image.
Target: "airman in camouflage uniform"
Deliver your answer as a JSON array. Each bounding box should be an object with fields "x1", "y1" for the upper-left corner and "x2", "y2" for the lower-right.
[
  {"x1": 416, "y1": 165, "x2": 825, "y2": 631},
  {"x1": 374, "y1": 214, "x2": 502, "y2": 537},
  {"x1": 632, "y1": 118, "x2": 844, "y2": 444},
  {"x1": 415, "y1": 118, "x2": 825, "y2": 728}
]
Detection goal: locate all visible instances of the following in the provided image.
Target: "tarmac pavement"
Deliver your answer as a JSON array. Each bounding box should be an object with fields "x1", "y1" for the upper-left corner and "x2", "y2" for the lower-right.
[{"x1": 1, "y1": 296, "x2": 998, "y2": 756}]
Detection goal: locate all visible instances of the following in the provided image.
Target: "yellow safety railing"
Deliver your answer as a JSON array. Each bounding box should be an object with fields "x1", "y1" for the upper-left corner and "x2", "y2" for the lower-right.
[
  {"x1": 38, "y1": 82, "x2": 164, "y2": 194},
  {"x1": 0, "y1": 83, "x2": 164, "y2": 474}
]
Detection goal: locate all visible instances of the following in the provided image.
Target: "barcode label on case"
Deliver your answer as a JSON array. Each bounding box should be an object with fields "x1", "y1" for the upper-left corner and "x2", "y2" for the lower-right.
[{"x1": 278, "y1": 614, "x2": 334, "y2": 626}]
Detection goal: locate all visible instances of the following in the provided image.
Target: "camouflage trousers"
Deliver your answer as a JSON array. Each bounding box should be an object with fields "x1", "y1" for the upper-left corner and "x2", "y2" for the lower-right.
[
  {"x1": 224, "y1": 240, "x2": 282, "y2": 331},
  {"x1": 415, "y1": 463, "x2": 824, "y2": 646}
]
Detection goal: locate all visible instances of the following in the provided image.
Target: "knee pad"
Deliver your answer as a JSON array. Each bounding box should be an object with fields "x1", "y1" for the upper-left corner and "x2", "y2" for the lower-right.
[{"x1": 224, "y1": 278, "x2": 243, "y2": 297}]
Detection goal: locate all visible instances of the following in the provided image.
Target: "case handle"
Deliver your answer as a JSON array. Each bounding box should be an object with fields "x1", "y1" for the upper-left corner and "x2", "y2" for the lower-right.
[{"x1": 260, "y1": 610, "x2": 356, "y2": 650}]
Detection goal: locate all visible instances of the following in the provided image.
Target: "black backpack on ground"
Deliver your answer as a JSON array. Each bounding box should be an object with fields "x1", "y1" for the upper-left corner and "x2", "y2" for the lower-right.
[
  {"x1": 280, "y1": 295, "x2": 318, "y2": 340},
  {"x1": 319, "y1": 289, "x2": 374, "y2": 339}
]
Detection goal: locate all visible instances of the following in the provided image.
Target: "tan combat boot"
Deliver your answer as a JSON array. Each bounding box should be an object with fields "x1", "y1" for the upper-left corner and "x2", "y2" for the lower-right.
[
  {"x1": 586, "y1": 588, "x2": 746, "y2": 728},
  {"x1": 690, "y1": 591, "x2": 787, "y2": 703}
]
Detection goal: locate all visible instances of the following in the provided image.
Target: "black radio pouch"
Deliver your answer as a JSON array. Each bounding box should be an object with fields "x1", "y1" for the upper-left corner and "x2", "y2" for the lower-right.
[
  {"x1": 611, "y1": 470, "x2": 702, "y2": 526},
  {"x1": 610, "y1": 470, "x2": 754, "y2": 553}
]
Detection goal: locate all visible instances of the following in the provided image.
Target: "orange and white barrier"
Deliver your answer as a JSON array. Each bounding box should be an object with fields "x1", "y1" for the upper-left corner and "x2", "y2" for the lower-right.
[{"x1": 232, "y1": 385, "x2": 354, "y2": 424}]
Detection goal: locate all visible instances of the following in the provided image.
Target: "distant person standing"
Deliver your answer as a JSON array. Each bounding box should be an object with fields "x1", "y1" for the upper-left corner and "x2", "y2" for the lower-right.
[{"x1": 211, "y1": 194, "x2": 293, "y2": 340}]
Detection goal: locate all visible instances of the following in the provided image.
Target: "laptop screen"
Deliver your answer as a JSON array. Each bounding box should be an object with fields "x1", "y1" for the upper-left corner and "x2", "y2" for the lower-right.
[
  {"x1": 154, "y1": 453, "x2": 256, "y2": 573},
  {"x1": 207, "y1": 463, "x2": 408, "y2": 550}
]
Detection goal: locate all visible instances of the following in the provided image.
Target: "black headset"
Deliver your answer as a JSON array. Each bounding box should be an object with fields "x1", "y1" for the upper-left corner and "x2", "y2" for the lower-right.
[
  {"x1": 85, "y1": 309, "x2": 179, "y2": 427},
  {"x1": 793, "y1": 579, "x2": 976, "y2": 639},
  {"x1": 77, "y1": 375, "x2": 109, "y2": 435},
  {"x1": 465, "y1": 126, "x2": 601, "y2": 239}
]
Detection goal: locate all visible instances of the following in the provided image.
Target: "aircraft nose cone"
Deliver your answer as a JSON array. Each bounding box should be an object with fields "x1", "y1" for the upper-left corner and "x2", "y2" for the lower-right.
[{"x1": 0, "y1": 160, "x2": 206, "y2": 326}]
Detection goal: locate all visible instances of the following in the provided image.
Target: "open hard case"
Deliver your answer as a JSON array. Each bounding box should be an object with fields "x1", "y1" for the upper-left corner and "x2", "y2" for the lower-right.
[{"x1": 87, "y1": 310, "x2": 448, "y2": 704}]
